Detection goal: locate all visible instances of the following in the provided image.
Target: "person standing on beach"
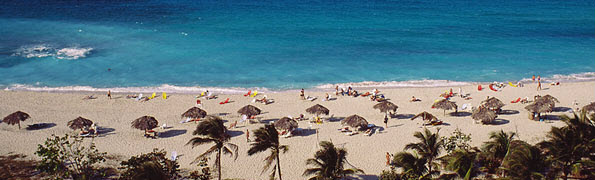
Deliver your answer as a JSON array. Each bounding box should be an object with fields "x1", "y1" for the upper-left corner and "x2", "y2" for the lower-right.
[
  {"x1": 300, "y1": 89, "x2": 305, "y2": 100},
  {"x1": 107, "y1": 90, "x2": 111, "y2": 99},
  {"x1": 335, "y1": 86, "x2": 339, "y2": 95},
  {"x1": 246, "y1": 129, "x2": 250, "y2": 142},
  {"x1": 537, "y1": 75, "x2": 541, "y2": 82},
  {"x1": 196, "y1": 99, "x2": 202, "y2": 107},
  {"x1": 386, "y1": 152, "x2": 391, "y2": 166},
  {"x1": 537, "y1": 79, "x2": 542, "y2": 91},
  {"x1": 532, "y1": 75, "x2": 535, "y2": 82}
]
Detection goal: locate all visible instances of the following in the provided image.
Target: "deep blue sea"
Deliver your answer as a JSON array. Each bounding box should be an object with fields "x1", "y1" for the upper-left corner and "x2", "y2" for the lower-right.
[{"x1": 1, "y1": 0, "x2": 594, "y2": 92}]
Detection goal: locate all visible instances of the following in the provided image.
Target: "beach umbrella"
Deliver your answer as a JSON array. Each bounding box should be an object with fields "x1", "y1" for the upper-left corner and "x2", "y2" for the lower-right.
[
  {"x1": 373, "y1": 101, "x2": 398, "y2": 114},
  {"x1": 68, "y1": 116, "x2": 93, "y2": 130},
  {"x1": 536, "y1": 94, "x2": 559, "y2": 107},
  {"x1": 472, "y1": 106, "x2": 498, "y2": 124},
  {"x1": 273, "y1": 117, "x2": 298, "y2": 132},
  {"x1": 525, "y1": 101, "x2": 553, "y2": 120},
  {"x1": 481, "y1": 97, "x2": 505, "y2": 112},
  {"x1": 306, "y1": 104, "x2": 330, "y2": 117},
  {"x1": 341, "y1": 115, "x2": 369, "y2": 129},
  {"x1": 411, "y1": 112, "x2": 438, "y2": 121},
  {"x1": 433, "y1": 99, "x2": 458, "y2": 115},
  {"x1": 181, "y1": 107, "x2": 207, "y2": 119},
  {"x1": 237, "y1": 105, "x2": 261, "y2": 117},
  {"x1": 582, "y1": 102, "x2": 595, "y2": 114},
  {"x1": 131, "y1": 116, "x2": 158, "y2": 133},
  {"x1": 2, "y1": 111, "x2": 30, "y2": 129}
]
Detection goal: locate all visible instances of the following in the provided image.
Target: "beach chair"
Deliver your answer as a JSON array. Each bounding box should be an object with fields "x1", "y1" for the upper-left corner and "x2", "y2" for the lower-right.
[
  {"x1": 250, "y1": 91, "x2": 258, "y2": 97},
  {"x1": 477, "y1": 85, "x2": 483, "y2": 91},
  {"x1": 219, "y1": 98, "x2": 230, "y2": 104},
  {"x1": 243, "y1": 90, "x2": 251, "y2": 97},
  {"x1": 162, "y1": 92, "x2": 167, "y2": 99},
  {"x1": 508, "y1": 82, "x2": 518, "y2": 87},
  {"x1": 148, "y1": 92, "x2": 156, "y2": 99},
  {"x1": 136, "y1": 93, "x2": 143, "y2": 101},
  {"x1": 458, "y1": 103, "x2": 470, "y2": 111},
  {"x1": 511, "y1": 98, "x2": 521, "y2": 103}
]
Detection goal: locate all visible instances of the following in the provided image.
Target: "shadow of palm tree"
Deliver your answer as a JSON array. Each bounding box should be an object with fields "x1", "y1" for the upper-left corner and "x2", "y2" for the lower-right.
[
  {"x1": 357, "y1": 174, "x2": 379, "y2": 180},
  {"x1": 25, "y1": 123, "x2": 56, "y2": 130},
  {"x1": 158, "y1": 129, "x2": 187, "y2": 138},
  {"x1": 295, "y1": 128, "x2": 317, "y2": 137},
  {"x1": 499, "y1": 110, "x2": 520, "y2": 115}
]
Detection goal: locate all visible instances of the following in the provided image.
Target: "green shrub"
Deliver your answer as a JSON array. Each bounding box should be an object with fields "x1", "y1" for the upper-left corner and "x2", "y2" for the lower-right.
[
  {"x1": 119, "y1": 148, "x2": 180, "y2": 180},
  {"x1": 441, "y1": 128, "x2": 472, "y2": 154},
  {"x1": 35, "y1": 134, "x2": 106, "y2": 180},
  {"x1": 189, "y1": 157, "x2": 212, "y2": 180}
]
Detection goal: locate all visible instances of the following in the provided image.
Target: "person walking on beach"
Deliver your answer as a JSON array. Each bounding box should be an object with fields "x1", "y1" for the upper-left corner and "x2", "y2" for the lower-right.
[
  {"x1": 300, "y1": 89, "x2": 305, "y2": 100},
  {"x1": 196, "y1": 99, "x2": 202, "y2": 107},
  {"x1": 384, "y1": 114, "x2": 389, "y2": 128},
  {"x1": 532, "y1": 75, "x2": 535, "y2": 82},
  {"x1": 335, "y1": 86, "x2": 339, "y2": 95},
  {"x1": 386, "y1": 152, "x2": 391, "y2": 166},
  {"x1": 107, "y1": 90, "x2": 111, "y2": 99},
  {"x1": 246, "y1": 129, "x2": 250, "y2": 142}
]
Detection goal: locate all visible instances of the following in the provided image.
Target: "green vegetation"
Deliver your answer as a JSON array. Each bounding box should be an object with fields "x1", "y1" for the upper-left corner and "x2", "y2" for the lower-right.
[
  {"x1": 119, "y1": 148, "x2": 180, "y2": 180},
  {"x1": 303, "y1": 141, "x2": 363, "y2": 180},
  {"x1": 247, "y1": 124, "x2": 288, "y2": 180}
]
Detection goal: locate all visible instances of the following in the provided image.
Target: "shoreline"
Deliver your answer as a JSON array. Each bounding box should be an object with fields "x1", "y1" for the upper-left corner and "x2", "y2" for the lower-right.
[
  {"x1": 3, "y1": 72, "x2": 595, "y2": 94},
  {"x1": 1, "y1": 80, "x2": 594, "y2": 179}
]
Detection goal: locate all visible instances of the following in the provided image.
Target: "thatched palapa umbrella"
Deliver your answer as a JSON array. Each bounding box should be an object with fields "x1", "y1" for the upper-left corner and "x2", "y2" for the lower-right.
[
  {"x1": 582, "y1": 102, "x2": 595, "y2": 114},
  {"x1": 237, "y1": 105, "x2": 261, "y2": 117},
  {"x1": 525, "y1": 101, "x2": 553, "y2": 120},
  {"x1": 131, "y1": 116, "x2": 158, "y2": 134},
  {"x1": 472, "y1": 106, "x2": 498, "y2": 124},
  {"x1": 274, "y1": 117, "x2": 298, "y2": 132},
  {"x1": 2, "y1": 111, "x2": 30, "y2": 129},
  {"x1": 341, "y1": 115, "x2": 369, "y2": 129},
  {"x1": 373, "y1": 101, "x2": 398, "y2": 115},
  {"x1": 306, "y1": 104, "x2": 330, "y2": 117},
  {"x1": 411, "y1": 112, "x2": 438, "y2": 121},
  {"x1": 433, "y1": 99, "x2": 458, "y2": 115},
  {"x1": 481, "y1": 97, "x2": 505, "y2": 113},
  {"x1": 68, "y1": 116, "x2": 93, "y2": 130},
  {"x1": 182, "y1": 107, "x2": 207, "y2": 120},
  {"x1": 538, "y1": 94, "x2": 559, "y2": 105}
]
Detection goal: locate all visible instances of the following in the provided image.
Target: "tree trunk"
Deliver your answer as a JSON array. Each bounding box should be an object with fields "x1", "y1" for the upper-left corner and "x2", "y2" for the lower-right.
[
  {"x1": 428, "y1": 157, "x2": 433, "y2": 176},
  {"x1": 218, "y1": 148, "x2": 222, "y2": 180},
  {"x1": 18, "y1": 122, "x2": 21, "y2": 129},
  {"x1": 276, "y1": 149, "x2": 282, "y2": 180}
]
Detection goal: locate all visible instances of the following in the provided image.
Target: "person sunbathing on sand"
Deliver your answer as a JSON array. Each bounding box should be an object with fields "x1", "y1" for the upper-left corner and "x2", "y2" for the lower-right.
[{"x1": 410, "y1": 96, "x2": 421, "y2": 102}]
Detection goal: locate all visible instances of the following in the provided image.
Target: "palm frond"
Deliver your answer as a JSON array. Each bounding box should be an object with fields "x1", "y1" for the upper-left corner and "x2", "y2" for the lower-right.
[
  {"x1": 186, "y1": 137, "x2": 217, "y2": 147},
  {"x1": 192, "y1": 145, "x2": 218, "y2": 164}
]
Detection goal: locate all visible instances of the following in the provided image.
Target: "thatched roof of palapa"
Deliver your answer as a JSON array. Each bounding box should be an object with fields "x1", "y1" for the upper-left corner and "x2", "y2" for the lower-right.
[
  {"x1": 433, "y1": 99, "x2": 458, "y2": 110},
  {"x1": 411, "y1": 112, "x2": 438, "y2": 121},
  {"x1": 306, "y1": 104, "x2": 329, "y2": 116},
  {"x1": 535, "y1": 94, "x2": 559, "y2": 107},
  {"x1": 2, "y1": 111, "x2": 30, "y2": 125},
  {"x1": 373, "y1": 101, "x2": 398, "y2": 113},
  {"x1": 525, "y1": 101, "x2": 553, "y2": 113},
  {"x1": 472, "y1": 106, "x2": 497, "y2": 124},
  {"x1": 341, "y1": 115, "x2": 369, "y2": 128},
  {"x1": 274, "y1": 117, "x2": 298, "y2": 131},
  {"x1": 68, "y1": 116, "x2": 93, "y2": 130},
  {"x1": 582, "y1": 102, "x2": 595, "y2": 114},
  {"x1": 481, "y1": 97, "x2": 505, "y2": 110},
  {"x1": 131, "y1": 116, "x2": 158, "y2": 130},
  {"x1": 182, "y1": 107, "x2": 207, "y2": 119},
  {"x1": 237, "y1": 105, "x2": 261, "y2": 117}
]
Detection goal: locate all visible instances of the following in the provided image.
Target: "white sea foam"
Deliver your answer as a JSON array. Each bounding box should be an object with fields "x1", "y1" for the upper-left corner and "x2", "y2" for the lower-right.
[
  {"x1": 315, "y1": 79, "x2": 471, "y2": 89},
  {"x1": 13, "y1": 44, "x2": 93, "y2": 60},
  {"x1": 3, "y1": 84, "x2": 268, "y2": 95}
]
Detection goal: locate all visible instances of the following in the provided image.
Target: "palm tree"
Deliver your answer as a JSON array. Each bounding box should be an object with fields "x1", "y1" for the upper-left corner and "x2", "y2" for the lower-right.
[
  {"x1": 391, "y1": 152, "x2": 428, "y2": 179},
  {"x1": 500, "y1": 140, "x2": 546, "y2": 180},
  {"x1": 482, "y1": 130, "x2": 516, "y2": 161},
  {"x1": 303, "y1": 141, "x2": 363, "y2": 179},
  {"x1": 247, "y1": 124, "x2": 288, "y2": 180},
  {"x1": 537, "y1": 112, "x2": 594, "y2": 180},
  {"x1": 186, "y1": 116, "x2": 238, "y2": 180},
  {"x1": 441, "y1": 149, "x2": 479, "y2": 180},
  {"x1": 404, "y1": 128, "x2": 444, "y2": 177}
]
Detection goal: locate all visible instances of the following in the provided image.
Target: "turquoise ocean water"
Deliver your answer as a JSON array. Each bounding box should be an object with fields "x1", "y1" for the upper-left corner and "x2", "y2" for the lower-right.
[{"x1": 1, "y1": 0, "x2": 594, "y2": 93}]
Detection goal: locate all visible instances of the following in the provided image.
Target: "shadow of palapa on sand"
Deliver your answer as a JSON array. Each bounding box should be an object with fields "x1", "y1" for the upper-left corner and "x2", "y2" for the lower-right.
[
  {"x1": 159, "y1": 129, "x2": 187, "y2": 138},
  {"x1": 326, "y1": 116, "x2": 344, "y2": 122},
  {"x1": 25, "y1": 123, "x2": 56, "y2": 131},
  {"x1": 490, "y1": 119, "x2": 510, "y2": 125},
  {"x1": 449, "y1": 112, "x2": 471, "y2": 117},
  {"x1": 226, "y1": 130, "x2": 244, "y2": 138},
  {"x1": 260, "y1": 118, "x2": 279, "y2": 124},
  {"x1": 552, "y1": 107, "x2": 572, "y2": 112},
  {"x1": 96, "y1": 127, "x2": 116, "y2": 137},
  {"x1": 295, "y1": 128, "x2": 317, "y2": 137},
  {"x1": 213, "y1": 112, "x2": 230, "y2": 116},
  {"x1": 393, "y1": 114, "x2": 414, "y2": 119},
  {"x1": 499, "y1": 109, "x2": 520, "y2": 115},
  {"x1": 357, "y1": 174, "x2": 379, "y2": 180}
]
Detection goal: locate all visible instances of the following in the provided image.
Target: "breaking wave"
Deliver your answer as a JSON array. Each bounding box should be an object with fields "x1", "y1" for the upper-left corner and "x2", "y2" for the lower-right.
[{"x1": 13, "y1": 44, "x2": 93, "y2": 60}]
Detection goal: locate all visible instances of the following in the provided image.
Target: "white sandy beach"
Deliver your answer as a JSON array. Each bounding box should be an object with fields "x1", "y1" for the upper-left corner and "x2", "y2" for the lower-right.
[{"x1": 1, "y1": 81, "x2": 593, "y2": 179}]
